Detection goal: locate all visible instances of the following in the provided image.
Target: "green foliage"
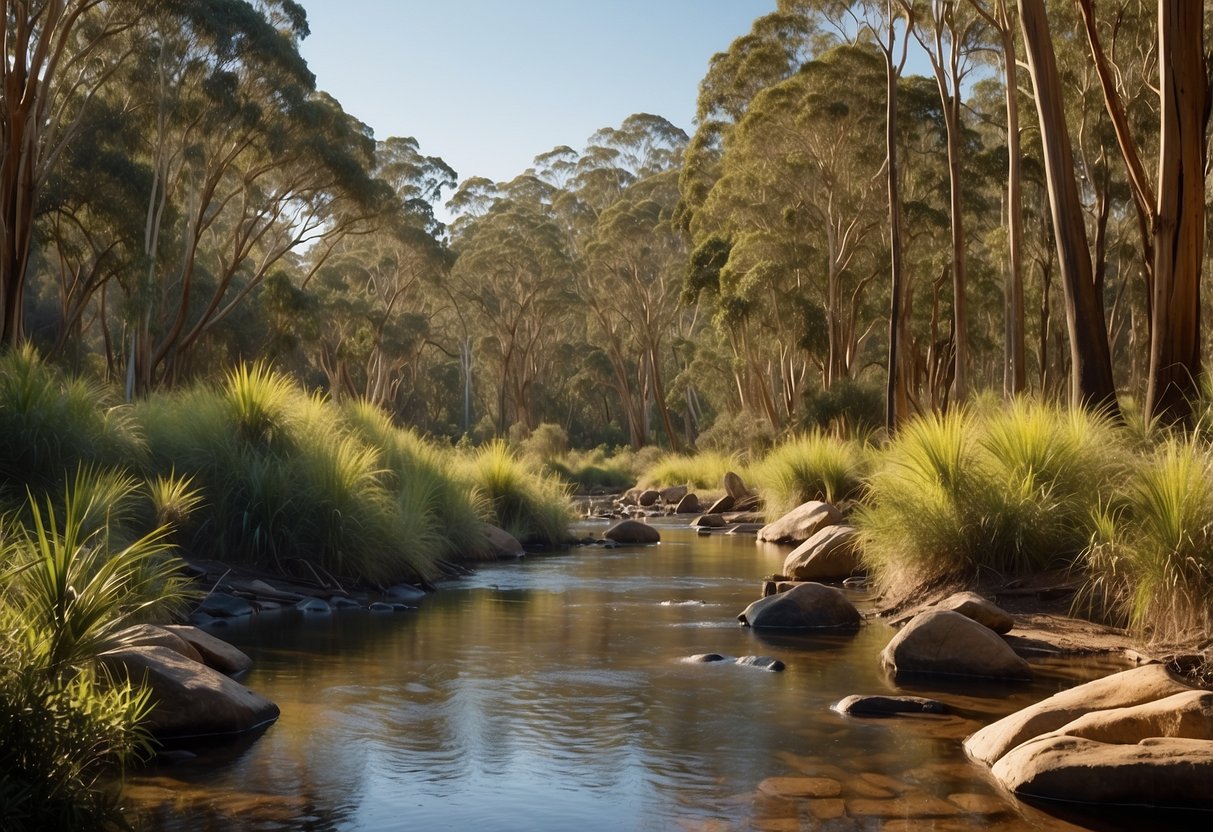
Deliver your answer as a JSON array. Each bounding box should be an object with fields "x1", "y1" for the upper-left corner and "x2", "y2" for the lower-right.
[
  {"x1": 1082, "y1": 440, "x2": 1213, "y2": 643},
  {"x1": 0, "y1": 470, "x2": 189, "y2": 830},
  {"x1": 0, "y1": 347, "x2": 145, "y2": 503},
  {"x1": 543, "y1": 445, "x2": 640, "y2": 493},
  {"x1": 802, "y1": 379, "x2": 885, "y2": 439},
  {"x1": 857, "y1": 402, "x2": 1121, "y2": 600},
  {"x1": 753, "y1": 432, "x2": 869, "y2": 517},
  {"x1": 456, "y1": 441, "x2": 571, "y2": 546},
  {"x1": 639, "y1": 451, "x2": 749, "y2": 491}
]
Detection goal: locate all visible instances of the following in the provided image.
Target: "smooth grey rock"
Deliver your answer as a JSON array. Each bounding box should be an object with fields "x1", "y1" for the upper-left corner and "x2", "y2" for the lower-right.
[
  {"x1": 881, "y1": 609, "x2": 1032, "y2": 681},
  {"x1": 164, "y1": 625, "x2": 253, "y2": 675},
  {"x1": 735, "y1": 655, "x2": 786, "y2": 672},
  {"x1": 386, "y1": 583, "x2": 427, "y2": 602},
  {"x1": 757, "y1": 501, "x2": 842, "y2": 544},
  {"x1": 834, "y1": 694, "x2": 949, "y2": 716},
  {"x1": 296, "y1": 597, "x2": 331, "y2": 614},
  {"x1": 329, "y1": 596, "x2": 362, "y2": 609},
  {"x1": 198, "y1": 593, "x2": 253, "y2": 618}
]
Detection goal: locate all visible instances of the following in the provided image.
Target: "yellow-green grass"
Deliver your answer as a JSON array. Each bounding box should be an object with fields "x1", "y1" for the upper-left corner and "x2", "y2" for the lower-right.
[
  {"x1": 455, "y1": 441, "x2": 571, "y2": 546},
  {"x1": 752, "y1": 432, "x2": 870, "y2": 517},
  {"x1": 637, "y1": 450, "x2": 750, "y2": 492}
]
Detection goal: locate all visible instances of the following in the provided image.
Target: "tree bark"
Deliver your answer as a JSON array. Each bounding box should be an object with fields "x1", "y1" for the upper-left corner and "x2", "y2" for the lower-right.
[{"x1": 1019, "y1": 0, "x2": 1119, "y2": 413}]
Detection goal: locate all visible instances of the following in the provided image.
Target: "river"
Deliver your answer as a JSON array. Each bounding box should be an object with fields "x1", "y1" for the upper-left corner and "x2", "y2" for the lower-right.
[{"x1": 125, "y1": 522, "x2": 1128, "y2": 830}]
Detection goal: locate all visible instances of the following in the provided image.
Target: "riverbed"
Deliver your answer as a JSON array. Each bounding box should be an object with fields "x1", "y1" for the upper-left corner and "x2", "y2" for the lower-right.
[{"x1": 125, "y1": 522, "x2": 1128, "y2": 830}]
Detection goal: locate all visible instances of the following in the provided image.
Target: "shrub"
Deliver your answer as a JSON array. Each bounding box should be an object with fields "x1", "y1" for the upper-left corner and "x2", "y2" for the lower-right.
[
  {"x1": 456, "y1": 441, "x2": 570, "y2": 545},
  {"x1": 753, "y1": 432, "x2": 869, "y2": 516},
  {"x1": 639, "y1": 450, "x2": 747, "y2": 491}
]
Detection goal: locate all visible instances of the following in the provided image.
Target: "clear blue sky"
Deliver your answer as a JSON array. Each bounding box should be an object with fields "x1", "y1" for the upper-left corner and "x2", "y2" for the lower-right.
[{"x1": 298, "y1": 1, "x2": 776, "y2": 189}]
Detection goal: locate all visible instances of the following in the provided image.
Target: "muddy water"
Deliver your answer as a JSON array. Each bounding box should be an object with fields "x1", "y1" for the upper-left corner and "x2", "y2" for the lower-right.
[{"x1": 126, "y1": 523, "x2": 1128, "y2": 831}]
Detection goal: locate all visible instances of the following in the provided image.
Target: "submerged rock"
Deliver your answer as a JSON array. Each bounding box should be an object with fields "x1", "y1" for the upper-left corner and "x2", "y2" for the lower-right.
[
  {"x1": 687, "y1": 653, "x2": 729, "y2": 663},
  {"x1": 834, "y1": 694, "x2": 949, "y2": 717},
  {"x1": 739, "y1": 582, "x2": 861, "y2": 629},
  {"x1": 198, "y1": 592, "x2": 254, "y2": 618},
  {"x1": 692, "y1": 513, "x2": 727, "y2": 529},
  {"x1": 604, "y1": 519, "x2": 661, "y2": 544},
  {"x1": 757, "y1": 501, "x2": 842, "y2": 544},
  {"x1": 296, "y1": 597, "x2": 331, "y2": 614},
  {"x1": 881, "y1": 609, "x2": 1031, "y2": 681},
  {"x1": 735, "y1": 655, "x2": 786, "y2": 672},
  {"x1": 386, "y1": 583, "x2": 427, "y2": 603}
]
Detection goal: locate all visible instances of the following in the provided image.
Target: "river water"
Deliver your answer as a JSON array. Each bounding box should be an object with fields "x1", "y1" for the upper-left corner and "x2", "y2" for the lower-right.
[{"x1": 125, "y1": 522, "x2": 1128, "y2": 831}]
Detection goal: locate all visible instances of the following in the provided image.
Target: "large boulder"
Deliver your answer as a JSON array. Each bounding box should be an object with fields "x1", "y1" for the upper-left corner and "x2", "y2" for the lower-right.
[
  {"x1": 964, "y1": 664, "x2": 1194, "y2": 765},
  {"x1": 881, "y1": 609, "x2": 1032, "y2": 681},
  {"x1": 116, "y1": 624, "x2": 203, "y2": 664},
  {"x1": 739, "y1": 582, "x2": 861, "y2": 629},
  {"x1": 163, "y1": 625, "x2": 253, "y2": 675},
  {"x1": 1049, "y1": 690, "x2": 1213, "y2": 745},
  {"x1": 674, "y1": 493, "x2": 701, "y2": 514},
  {"x1": 935, "y1": 591, "x2": 1014, "y2": 634},
  {"x1": 481, "y1": 523, "x2": 525, "y2": 559},
  {"x1": 100, "y1": 646, "x2": 279, "y2": 740},
  {"x1": 638, "y1": 489, "x2": 661, "y2": 507},
  {"x1": 991, "y1": 734, "x2": 1213, "y2": 808},
  {"x1": 757, "y1": 501, "x2": 842, "y2": 544},
  {"x1": 783, "y1": 525, "x2": 861, "y2": 581},
  {"x1": 604, "y1": 519, "x2": 661, "y2": 544}
]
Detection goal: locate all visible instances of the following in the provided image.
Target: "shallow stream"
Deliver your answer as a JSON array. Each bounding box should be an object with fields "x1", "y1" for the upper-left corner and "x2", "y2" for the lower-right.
[{"x1": 126, "y1": 522, "x2": 1130, "y2": 831}]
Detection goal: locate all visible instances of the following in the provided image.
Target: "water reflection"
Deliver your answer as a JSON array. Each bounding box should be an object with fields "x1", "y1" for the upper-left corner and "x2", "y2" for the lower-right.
[{"x1": 127, "y1": 525, "x2": 1121, "y2": 831}]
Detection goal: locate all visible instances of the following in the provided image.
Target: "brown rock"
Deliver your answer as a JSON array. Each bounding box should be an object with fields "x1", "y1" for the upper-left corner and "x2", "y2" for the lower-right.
[
  {"x1": 604, "y1": 519, "x2": 661, "y2": 544},
  {"x1": 674, "y1": 493, "x2": 701, "y2": 514},
  {"x1": 991, "y1": 734, "x2": 1213, "y2": 808},
  {"x1": 1054, "y1": 689, "x2": 1213, "y2": 744},
  {"x1": 659, "y1": 484, "x2": 688, "y2": 504},
  {"x1": 163, "y1": 625, "x2": 253, "y2": 675},
  {"x1": 964, "y1": 664, "x2": 1194, "y2": 765},
  {"x1": 723, "y1": 471, "x2": 752, "y2": 501},
  {"x1": 100, "y1": 646, "x2": 278, "y2": 739},
  {"x1": 881, "y1": 609, "x2": 1032, "y2": 681},
  {"x1": 946, "y1": 793, "x2": 1010, "y2": 816},
  {"x1": 757, "y1": 501, "x2": 842, "y2": 544},
  {"x1": 936, "y1": 591, "x2": 1014, "y2": 634},
  {"x1": 782, "y1": 525, "x2": 860, "y2": 581},
  {"x1": 692, "y1": 513, "x2": 727, "y2": 528},
  {"x1": 480, "y1": 522, "x2": 525, "y2": 559},
  {"x1": 704, "y1": 494, "x2": 735, "y2": 514},
  {"x1": 115, "y1": 624, "x2": 203, "y2": 664},
  {"x1": 739, "y1": 582, "x2": 861, "y2": 630},
  {"x1": 845, "y1": 793, "x2": 962, "y2": 818},
  {"x1": 638, "y1": 489, "x2": 660, "y2": 507},
  {"x1": 757, "y1": 777, "x2": 842, "y2": 799}
]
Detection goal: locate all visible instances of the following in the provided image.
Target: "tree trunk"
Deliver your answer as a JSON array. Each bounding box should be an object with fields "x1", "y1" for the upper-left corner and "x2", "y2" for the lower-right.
[
  {"x1": 882, "y1": 37, "x2": 910, "y2": 433},
  {"x1": 1018, "y1": 0, "x2": 1118, "y2": 414},
  {"x1": 1146, "y1": 0, "x2": 1205, "y2": 424},
  {"x1": 1001, "y1": 22, "x2": 1026, "y2": 396}
]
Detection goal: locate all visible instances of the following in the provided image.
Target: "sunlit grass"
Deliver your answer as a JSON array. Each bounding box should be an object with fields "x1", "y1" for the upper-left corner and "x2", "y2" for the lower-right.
[
  {"x1": 638, "y1": 450, "x2": 748, "y2": 491},
  {"x1": 752, "y1": 431, "x2": 869, "y2": 516},
  {"x1": 455, "y1": 441, "x2": 571, "y2": 545}
]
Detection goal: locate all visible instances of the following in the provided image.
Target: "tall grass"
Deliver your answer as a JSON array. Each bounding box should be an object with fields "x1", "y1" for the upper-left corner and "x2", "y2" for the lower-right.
[
  {"x1": 0, "y1": 346, "x2": 145, "y2": 503},
  {"x1": 752, "y1": 432, "x2": 869, "y2": 516},
  {"x1": 857, "y1": 402, "x2": 1122, "y2": 600},
  {"x1": 638, "y1": 450, "x2": 748, "y2": 491},
  {"x1": 1082, "y1": 439, "x2": 1213, "y2": 643},
  {"x1": 1, "y1": 469, "x2": 190, "y2": 829},
  {"x1": 456, "y1": 441, "x2": 571, "y2": 545}
]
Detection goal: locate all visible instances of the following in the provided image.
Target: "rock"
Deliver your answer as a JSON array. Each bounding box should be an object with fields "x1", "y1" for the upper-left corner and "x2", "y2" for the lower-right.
[
  {"x1": 687, "y1": 653, "x2": 729, "y2": 663},
  {"x1": 738, "y1": 582, "x2": 861, "y2": 629},
  {"x1": 964, "y1": 664, "x2": 1194, "y2": 766},
  {"x1": 783, "y1": 525, "x2": 861, "y2": 581},
  {"x1": 619, "y1": 489, "x2": 640, "y2": 506},
  {"x1": 198, "y1": 592, "x2": 254, "y2": 618},
  {"x1": 386, "y1": 583, "x2": 427, "y2": 603},
  {"x1": 704, "y1": 495, "x2": 735, "y2": 514},
  {"x1": 187, "y1": 612, "x2": 222, "y2": 628},
  {"x1": 604, "y1": 519, "x2": 661, "y2": 544},
  {"x1": 936, "y1": 591, "x2": 1014, "y2": 635},
  {"x1": 758, "y1": 776, "x2": 842, "y2": 799},
  {"x1": 726, "y1": 523, "x2": 765, "y2": 535},
  {"x1": 723, "y1": 471, "x2": 752, "y2": 502},
  {"x1": 735, "y1": 655, "x2": 785, "y2": 671},
  {"x1": 991, "y1": 734, "x2": 1213, "y2": 808},
  {"x1": 757, "y1": 501, "x2": 843, "y2": 544},
  {"x1": 481, "y1": 523, "x2": 526, "y2": 559},
  {"x1": 692, "y1": 513, "x2": 727, "y2": 529},
  {"x1": 1051, "y1": 689, "x2": 1213, "y2": 745},
  {"x1": 732, "y1": 494, "x2": 763, "y2": 513},
  {"x1": 659, "y1": 484, "x2": 688, "y2": 504},
  {"x1": 834, "y1": 695, "x2": 949, "y2": 717},
  {"x1": 115, "y1": 624, "x2": 203, "y2": 664},
  {"x1": 296, "y1": 597, "x2": 331, "y2": 614},
  {"x1": 638, "y1": 489, "x2": 660, "y2": 507},
  {"x1": 329, "y1": 596, "x2": 362, "y2": 609},
  {"x1": 724, "y1": 512, "x2": 766, "y2": 524},
  {"x1": 369, "y1": 602, "x2": 395, "y2": 613},
  {"x1": 163, "y1": 625, "x2": 253, "y2": 675},
  {"x1": 762, "y1": 579, "x2": 801, "y2": 597},
  {"x1": 881, "y1": 609, "x2": 1032, "y2": 681},
  {"x1": 674, "y1": 493, "x2": 700, "y2": 514},
  {"x1": 100, "y1": 646, "x2": 279, "y2": 740}
]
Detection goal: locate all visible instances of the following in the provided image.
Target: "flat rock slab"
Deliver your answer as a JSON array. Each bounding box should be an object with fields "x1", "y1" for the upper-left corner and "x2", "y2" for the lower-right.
[
  {"x1": 757, "y1": 776, "x2": 843, "y2": 799},
  {"x1": 604, "y1": 519, "x2": 660, "y2": 544},
  {"x1": 739, "y1": 582, "x2": 860, "y2": 630},
  {"x1": 992, "y1": 735, "x2": 1213, "y2": 808},
  {"x1": 964, "y1": 664, "x2": 1194, "y2": 766},
  {"x1": 882, "y1": 609, "x2": 1032, "y2": 681},
  {"x1": 834, "y1": 694, "x2": 949, "y2": 717},
  {"x1": 757, "y1": 501, "x2": 842, "y2": 544}
]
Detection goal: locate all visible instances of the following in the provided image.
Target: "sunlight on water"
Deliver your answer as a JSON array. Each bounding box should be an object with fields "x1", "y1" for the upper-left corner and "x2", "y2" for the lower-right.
[{"x1": 126, "y1": 524, "x2": 1126, "y2": 831}]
